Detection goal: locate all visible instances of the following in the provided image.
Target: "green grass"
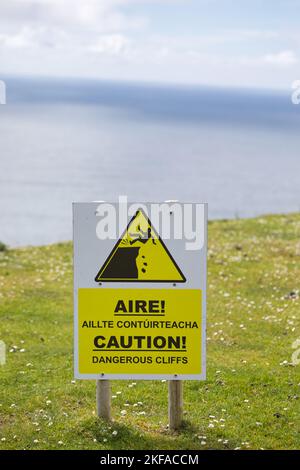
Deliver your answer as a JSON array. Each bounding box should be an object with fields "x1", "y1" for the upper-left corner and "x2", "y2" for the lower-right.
[{"x1": 0, "y1": 214, "x2": 299, "y2": 450}]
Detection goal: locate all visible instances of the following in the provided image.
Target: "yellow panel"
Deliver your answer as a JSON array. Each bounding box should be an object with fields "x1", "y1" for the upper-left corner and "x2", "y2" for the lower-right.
[{"x1": 78, "y1": 288, "x2": 202, "y2": 376}]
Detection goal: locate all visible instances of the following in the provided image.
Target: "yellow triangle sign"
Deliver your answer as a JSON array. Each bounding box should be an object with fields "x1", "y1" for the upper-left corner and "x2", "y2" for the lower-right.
[{"x1": 95, "y1": 209, "x2": 186, "y2": 283}]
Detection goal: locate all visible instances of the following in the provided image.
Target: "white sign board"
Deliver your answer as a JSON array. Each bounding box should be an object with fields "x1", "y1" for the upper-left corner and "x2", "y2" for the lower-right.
[{"x1": 73, "y1": 201, "x2": 207, "y2": 380}]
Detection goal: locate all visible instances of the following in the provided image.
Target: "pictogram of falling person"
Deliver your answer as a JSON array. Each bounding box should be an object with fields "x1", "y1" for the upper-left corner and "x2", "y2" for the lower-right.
[{"x1": 129, "y1": 225, "x2": 157, "y2": 246}]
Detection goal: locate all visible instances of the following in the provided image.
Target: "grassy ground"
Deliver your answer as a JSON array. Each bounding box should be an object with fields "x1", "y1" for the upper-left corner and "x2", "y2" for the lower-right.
[{"x1": 0, "y1": 213, "x2": 299, "y2": 450}]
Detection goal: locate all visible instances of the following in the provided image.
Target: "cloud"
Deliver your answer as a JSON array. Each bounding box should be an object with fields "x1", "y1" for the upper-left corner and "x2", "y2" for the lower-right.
[
  {"x1": 239, "y1": 50, "x2": 298, "y2": 67},
  {"x1": 263, "y1": 50, "x2": 298, "y2": 66},
  {"x1": 0, "y1": 0, "x2": 144, "y2": 59},
  {"x1": 0, "y1": 1, "x2": 299, "y2": 89},
  {"x1": 89, "y1": 34, "x2": 130, "y2": 56},
  {"x1": 0, "y1": 0, "x2": 145, "y2": 36},
  {"x1": 0, "y1": 30, "x2": 34, "y2": 49},
  {"x1": 0, "y1": 26, "x2": 70, "y2": 49}
]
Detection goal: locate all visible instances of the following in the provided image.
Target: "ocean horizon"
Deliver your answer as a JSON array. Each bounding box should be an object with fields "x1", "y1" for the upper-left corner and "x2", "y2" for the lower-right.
[{"x1": 0, "y1": 76, "x2": 300, "y2": 247}]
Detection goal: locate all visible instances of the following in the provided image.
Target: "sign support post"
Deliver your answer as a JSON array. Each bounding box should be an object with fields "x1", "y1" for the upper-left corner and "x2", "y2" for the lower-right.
[
  {"x1": 96, "y1": 379, "x2": 111, "y2": 420},
  {"x1": 168, "y1": 380, "x2": 183, "y2": 431}
]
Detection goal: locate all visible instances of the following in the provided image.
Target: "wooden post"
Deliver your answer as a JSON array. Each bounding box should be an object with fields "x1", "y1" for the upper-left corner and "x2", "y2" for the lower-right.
[
  {"x1": 96, "y1": 380, "x2": 111, "y2": 420},
  {"x1": 168, "y1": 380, "x2": 183, "y2": 431}
]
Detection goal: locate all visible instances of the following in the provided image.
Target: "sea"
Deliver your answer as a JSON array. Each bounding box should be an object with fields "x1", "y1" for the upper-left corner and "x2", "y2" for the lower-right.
[{"x1": 0, "y1": 76, "x2": 300, "y2": 246}]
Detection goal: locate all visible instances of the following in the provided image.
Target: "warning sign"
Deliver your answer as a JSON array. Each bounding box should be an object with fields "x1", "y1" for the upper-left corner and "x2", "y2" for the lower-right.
[
  {"x1": 73, "y1": 201, "x2": 207, "y2": 380},
  {"x1": 78, "y1": 289, "x2": 201, "y2": 376},
  {"x1": 95, "y1": 209, "x2": 186, "y2": 282}
]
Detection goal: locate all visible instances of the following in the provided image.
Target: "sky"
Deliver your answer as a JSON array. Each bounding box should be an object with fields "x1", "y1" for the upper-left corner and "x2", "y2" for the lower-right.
[{"x1": 0, "y1": 0, "x2": 299, "y2": 89}]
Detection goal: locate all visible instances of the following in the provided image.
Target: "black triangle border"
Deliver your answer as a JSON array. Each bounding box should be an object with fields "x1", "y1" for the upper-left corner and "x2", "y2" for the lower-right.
[{"x1": 95, "y1": 208, "x2": 186, "y2": 283}]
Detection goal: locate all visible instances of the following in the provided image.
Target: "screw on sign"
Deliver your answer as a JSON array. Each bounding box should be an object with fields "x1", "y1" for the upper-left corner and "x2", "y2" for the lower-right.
[{"x1": 73, "y1": 201, "x2": 207, "y2": 430}]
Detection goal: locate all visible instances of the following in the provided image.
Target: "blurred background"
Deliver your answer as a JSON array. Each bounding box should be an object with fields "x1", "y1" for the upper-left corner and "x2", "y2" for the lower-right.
[{"x1": 0, "y1": 0, "x2": 300, "y2": 246}]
